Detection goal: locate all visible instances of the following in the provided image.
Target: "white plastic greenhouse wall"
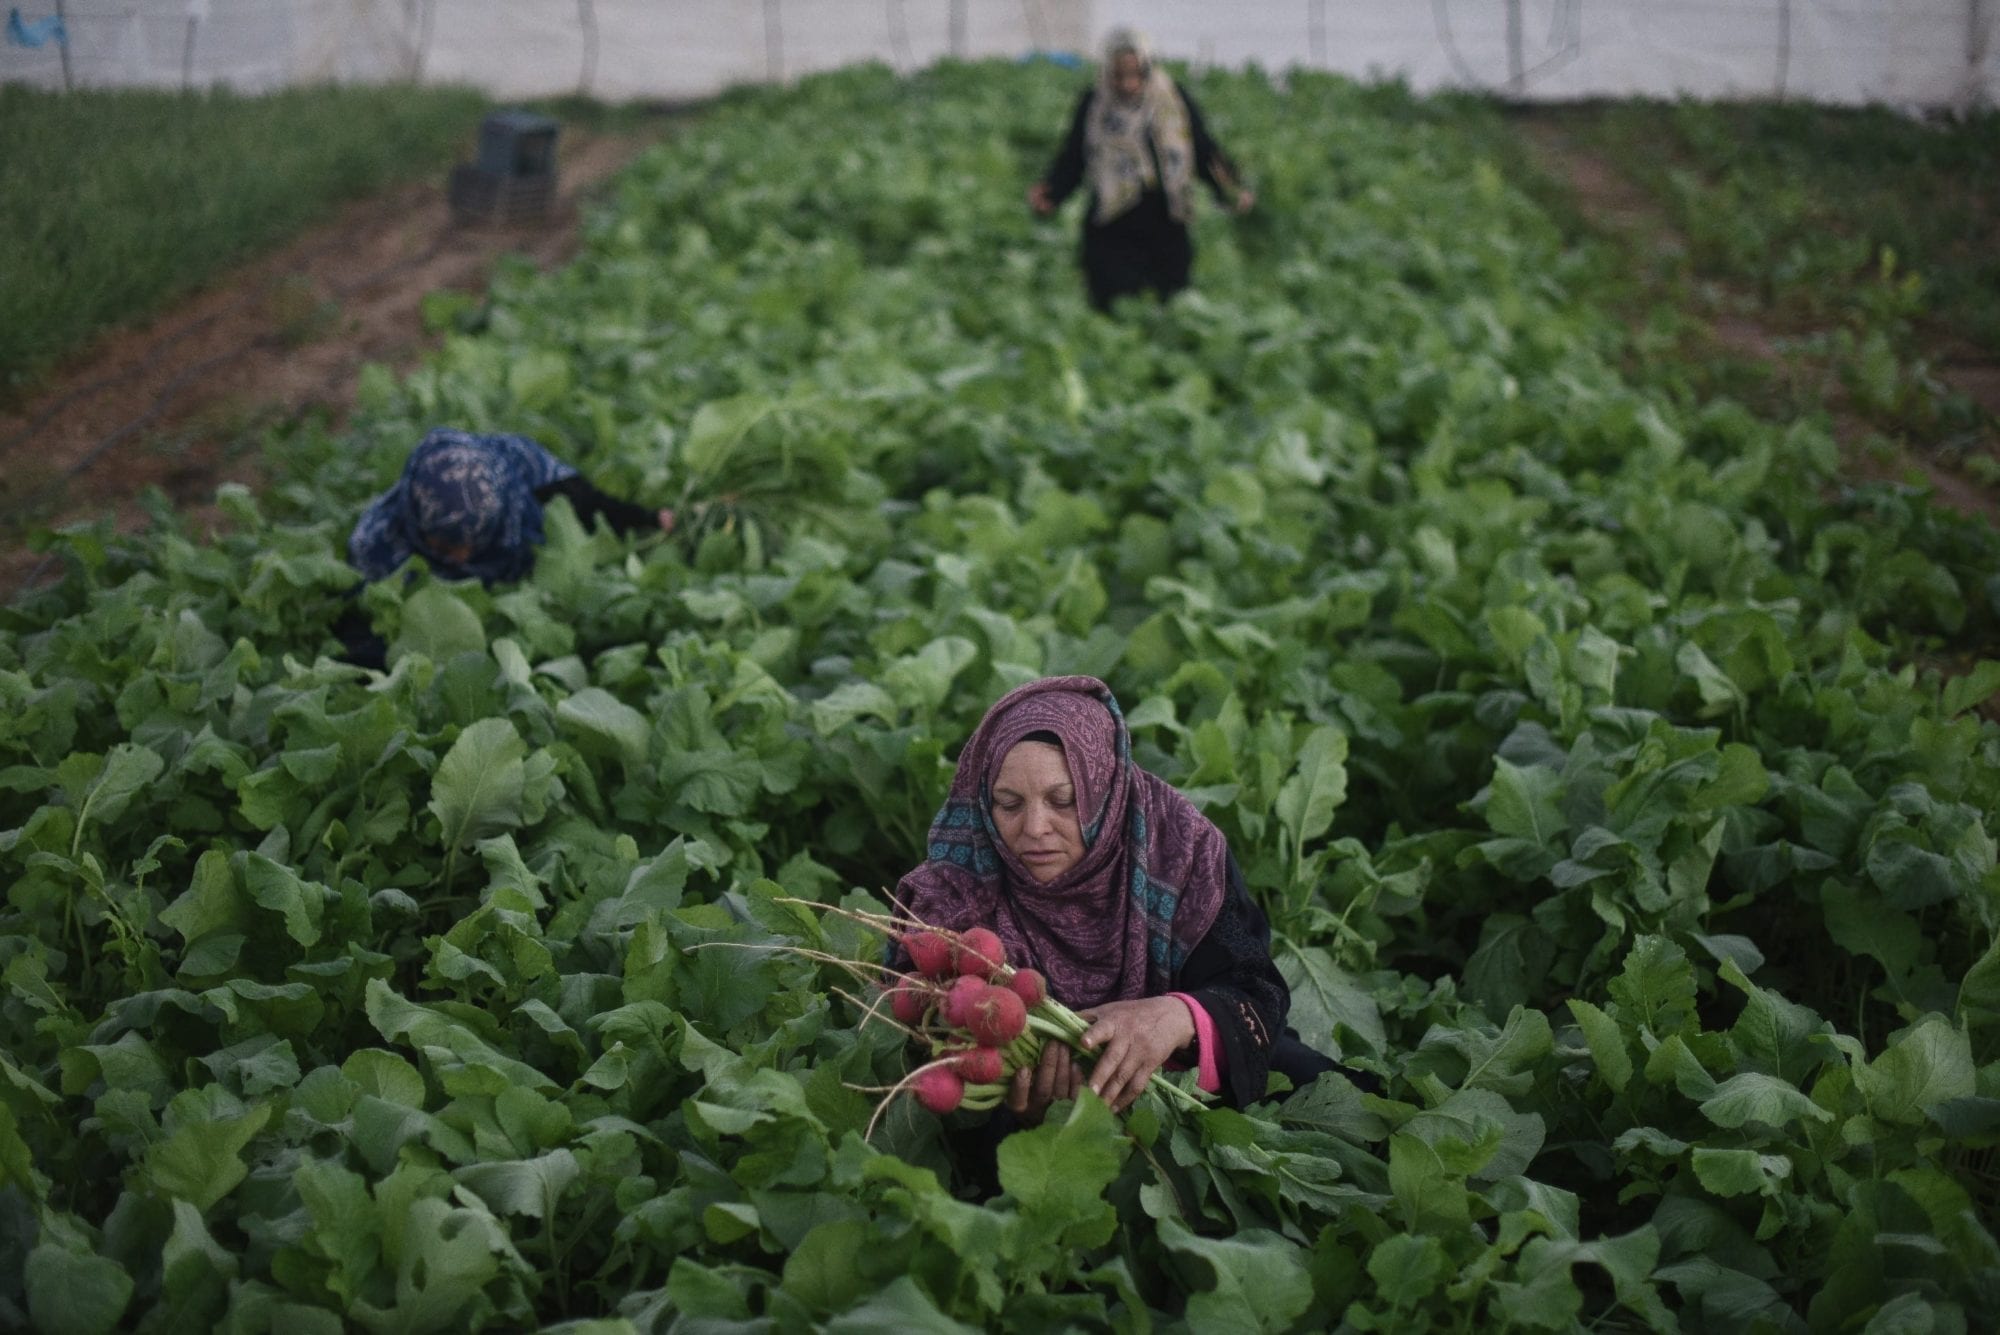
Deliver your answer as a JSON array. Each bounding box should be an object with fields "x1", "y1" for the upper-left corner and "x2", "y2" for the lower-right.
[{"x1": 3, "y1": 0, "x2": 1994, "y2": 108}]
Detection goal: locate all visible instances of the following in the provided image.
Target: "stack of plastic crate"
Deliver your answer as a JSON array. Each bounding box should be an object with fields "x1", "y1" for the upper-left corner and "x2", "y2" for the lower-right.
[{"x1": 448, "y1": 111, "x2": 560, "y2": 224}]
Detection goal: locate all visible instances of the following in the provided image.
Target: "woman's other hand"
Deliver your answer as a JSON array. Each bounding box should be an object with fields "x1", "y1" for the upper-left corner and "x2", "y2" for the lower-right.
[
  {"x1": 1027, "y1": 182, "x2": 1056, "y2": 216},
  {"x1": 1233, "y1": 187, "x2": 1256, "y2": 215},
  {"x1": 656, "y1": 507, "x2": 676, "y2": 534},
  {"x1": 1007, "y1": 1039, "x2": 1082, "y2": 1125},
  {"x1": 1077, "y1": 996, "x2": 1196, "y2": 1113}
]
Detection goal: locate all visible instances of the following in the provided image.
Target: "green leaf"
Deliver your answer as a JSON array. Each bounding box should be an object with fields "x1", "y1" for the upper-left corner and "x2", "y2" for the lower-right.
[
  {"x1": 997, "y1": 1093, "x2": 1127, "y2": 1226},
  {"x1": 453, "y1": 1149, "x2": 581, "y2": 1219},
  {"x1": 343, "y1": 1049, "x2": 427, "y2": 1107},
  {"x1": 1464, "y1": 914, "x2": 1553, "y2": 1016},
  {"x1": 881, "y1": 636, "x2": 978, "y2": 714},
  {"x1": 1718, "y1": 960, "x2": 1827, "y2": 1082},
  {"x1": 25, "y1": 1245, "x2": 134, "y2": 1335},
  {"x1": 1942, "y1": 660, "x2": 2000, "y2": 716},
  {"x1": 557, "y1": 688, "x2": 651, "y2": 765},
  {"x1": 1690, "y1": 1147, "x2": 1792, "y2": 1198},
  {"x1": 1676, "y1": 640, "x2": 1744, "y2": 713},
  {"x1": 1159, "y1": 1219, "x2": 1315, "y2": 1334},
  {"x1": 1484, "y1": 757, "x2": 1567, "y2": 846},
  {"x1": 1365, "y1": 1233, "x2": 1449, "y2": 1308},
  {"x1": 159, "y1": 849, "x2": 249, "y2": 953},
  {"x1": 1567, "y1": 998, "x2": 1633, "y2": 1093},
  {"x1": 1607, "y1": 935, "x2": 1696, "y2": 1035},
  {"x1": 824, "y1": 1276, "x2": 976, "y2": 1334},
  {"x1": 1277, "y1": 943, "x2": 1385, "y2": 1056},
  {"x1": 242, "y1": 852, "x2": 325, "y2": 947},
  {"x1": 508, "y1": 348, "x2": 572, "y2": 411},
  {"x1": 1403, "y1": 1088, "x2": 1545, "y2": 1183},
  {"x1": 146, "y1": 1102, "x2": 273, "y2": 1211},
  {"x1": 809, "y1": 681, "x2": 899, "y2": 733},
  {"x1": 158, "y1": 1197, "x2": 238, "y2": 1323},
  {"x1": 1274, "y1": 726, "x2": 1349, "y2": 852},
  {"x1": 64, "y1": 742, "x2": 164, "y2": 847},
  {"x1": 1857, "y1": 1015, "x2": 1975, "y2": 1124},
  {"x1": 1388, "y1": 1133, "x2": 1470, "y2": 1233},
  {"x1": 392, "y1": 584, "x2": 487, "y2": 662},
  {"x1": 783, "y1": 1220, "x2": 875, "y2": 1315},
  {"x1": 428, "y1": 717, "x2": 528, "y2": 849},
  {"x1": 682, "y1": 394, "x2": 778, "y2": 478},
  {"x1": 1698, "y1": 1073, "x2": 1834, "y2": 1131},
  {"x1": 1961, "y1": 932, "x2": 2000, "y2": 1024}
]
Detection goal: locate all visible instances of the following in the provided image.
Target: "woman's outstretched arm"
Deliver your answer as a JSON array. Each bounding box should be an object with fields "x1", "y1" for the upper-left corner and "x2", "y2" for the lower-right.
[
  {"x1": 1032, "y1": 89, "x2": 1095, "y2": 213},
  {"x1": 1179, "y1": 83, "x2": 1253, "y2": 212}
]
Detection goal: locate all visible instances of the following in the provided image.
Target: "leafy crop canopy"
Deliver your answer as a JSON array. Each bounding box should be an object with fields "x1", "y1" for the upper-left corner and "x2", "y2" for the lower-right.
[{"x1": 2, "y1": 58, "x2": 1998, "y2": 1334}]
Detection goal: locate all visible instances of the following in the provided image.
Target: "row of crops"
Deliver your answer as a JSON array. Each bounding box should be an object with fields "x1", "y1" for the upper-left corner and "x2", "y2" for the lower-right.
[{"x1": 4, "y1": 61, "x2": 1999, "y2": 1332}]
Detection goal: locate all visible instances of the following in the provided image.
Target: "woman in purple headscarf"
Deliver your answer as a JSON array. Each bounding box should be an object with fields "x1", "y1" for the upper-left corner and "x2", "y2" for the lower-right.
[{"x1": 899, "y1": 675, "x2": 1343, "y2": 1122}]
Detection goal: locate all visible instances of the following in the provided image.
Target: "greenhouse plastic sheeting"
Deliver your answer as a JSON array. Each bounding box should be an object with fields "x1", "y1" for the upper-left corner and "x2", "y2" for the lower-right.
[{"x1": 2, "y1": 0, "x2": 1992, "y2": 109}]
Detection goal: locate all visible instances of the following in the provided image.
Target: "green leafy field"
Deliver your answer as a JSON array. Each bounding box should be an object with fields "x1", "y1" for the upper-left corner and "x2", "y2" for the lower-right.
[{"x1": 4, "y1": 62, "x2": 1999, "y2": 1332}]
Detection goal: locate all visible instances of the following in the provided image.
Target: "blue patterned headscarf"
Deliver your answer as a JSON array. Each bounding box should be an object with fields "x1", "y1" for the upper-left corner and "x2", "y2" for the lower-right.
[{"x1": 347, "y1": 428, "x2": 576, "y2": 584}]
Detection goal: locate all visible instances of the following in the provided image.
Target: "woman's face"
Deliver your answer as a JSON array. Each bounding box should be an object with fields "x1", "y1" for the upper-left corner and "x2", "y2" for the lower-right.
[
  {"x1": 991, "y1": 741, "x2": 1084, "y2": 883},
  {"x1": 1110, "y1": 51, "x2": 1145, "y2": 101}
]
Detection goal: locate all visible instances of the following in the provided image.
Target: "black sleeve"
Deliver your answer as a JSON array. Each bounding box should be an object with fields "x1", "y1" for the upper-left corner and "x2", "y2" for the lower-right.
[
  {"x1": 1172, "y1": 854, "x2": 1289, "y2": 1108},
  {"x1": 534, "y1": 474, "x2": 659, "y2": 537},
  {"x1": 1178, "y1": 83, "x2": 1241, "y2": 201},
  {"x1": 1041, "y1": 89, "x2": 1094, "y2": 207},
  {"x1": 331, "y1": 600, "x2": 387, "y2": 671}
]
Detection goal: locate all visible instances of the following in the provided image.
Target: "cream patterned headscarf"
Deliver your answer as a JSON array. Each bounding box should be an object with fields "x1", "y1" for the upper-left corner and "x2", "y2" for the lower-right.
[{"x1": 1084, "y1": 27, "x2": 1195, "y2": 225}]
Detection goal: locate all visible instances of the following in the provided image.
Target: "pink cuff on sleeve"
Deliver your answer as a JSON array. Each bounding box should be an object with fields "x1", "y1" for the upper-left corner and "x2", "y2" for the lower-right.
[{"x1": 1168, "y1": 992, "x2": 1224, "y2": 1095}]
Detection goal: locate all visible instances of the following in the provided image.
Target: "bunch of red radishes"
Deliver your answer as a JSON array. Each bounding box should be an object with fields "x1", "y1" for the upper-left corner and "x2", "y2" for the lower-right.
[
  {"x1": 735, "y1": 897, "x2": 1209, "y2": 1131},
  {"x1": 880, "y1": 925, "x2": 1055, "y2": 1116},
  {"x1": 875, "y1": 924, "x2": 1205, "y2": 1121}
]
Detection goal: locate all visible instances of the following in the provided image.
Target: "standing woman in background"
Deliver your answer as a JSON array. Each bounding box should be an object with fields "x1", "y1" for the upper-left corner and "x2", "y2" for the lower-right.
[{"x1": 1028, "y1": 28, "x2": 1255, "y2": 310}]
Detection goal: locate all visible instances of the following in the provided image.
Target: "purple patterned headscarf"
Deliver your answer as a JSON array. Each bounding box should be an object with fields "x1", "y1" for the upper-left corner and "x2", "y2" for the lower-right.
[{"x1": 897, "y1": 676, "x2": 1230, "y2": 1007}]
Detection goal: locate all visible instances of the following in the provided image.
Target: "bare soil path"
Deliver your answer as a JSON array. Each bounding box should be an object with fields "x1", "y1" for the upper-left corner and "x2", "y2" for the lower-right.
[{"x1": 0, "y1": 124, "x2": 670, "y2": 600}]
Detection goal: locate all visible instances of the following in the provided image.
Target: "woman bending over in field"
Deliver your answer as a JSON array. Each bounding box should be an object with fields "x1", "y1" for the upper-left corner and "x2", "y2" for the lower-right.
[
  {"x1": 347, "y1": 426, "x2": 673, "y2": 586},
  {"x1": 1028, "y1": 28, "x2": 1254, "y2": 311},
  {"x1": 898, "y1": 675, "x2": 1367, "y2": 1126},
  {"x1": 335, "y1": 426, "x2": 675, "y2": 666}
]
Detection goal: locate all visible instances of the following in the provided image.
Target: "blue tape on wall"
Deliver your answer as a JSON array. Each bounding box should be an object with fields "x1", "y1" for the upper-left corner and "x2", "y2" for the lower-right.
[{"x1": 7, "y1": 8, "x2": 69, "y2": 48}]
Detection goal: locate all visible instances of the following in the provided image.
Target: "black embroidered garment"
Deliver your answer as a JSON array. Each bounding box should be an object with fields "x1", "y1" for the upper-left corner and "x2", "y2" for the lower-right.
[{"x1": 1169, "y1": 854, "x2": 1289, "y2": 1108}]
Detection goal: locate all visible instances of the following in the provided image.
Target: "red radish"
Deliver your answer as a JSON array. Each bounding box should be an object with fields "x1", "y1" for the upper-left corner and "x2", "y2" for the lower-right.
[
  {"x1": 942, "y1": 975, "x2": 986, "y2": 1028},
  {"x1": 954, "y1": 927, "x2": 1006, "y2": 978},
  {"x1": 965, "y1": 984, "x2": 1028, "y2": 1047},
  {"x1": 888, "y1": 979, "x2": 928, "y2": 1025},
  {"x1": 1007, "y1": 967, "x2": 1047, "y2": 1008},
  {"x1": 953, "y1": 1046, "x2": 1004, "y2": 1083},
  {"x1": 913, "y1": 1066, "x2": 964, "y2": 1114},
  {"x1": 903, "y1": 931, "x2": 953, "y2": 979}
]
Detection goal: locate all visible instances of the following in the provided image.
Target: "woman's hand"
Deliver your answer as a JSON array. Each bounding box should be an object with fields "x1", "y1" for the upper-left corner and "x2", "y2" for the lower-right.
[
  {"x1": 1233, "y1": 187, "x2": 1256, "y2": 215},
  {"x1": 1027, "y1": 182, "x2": 1056, "y2": 216},
  {"x1": 1077, "y1": 996, "x2": 1196, "y2": 1113},
  {"x1": 656, "y1": 507, "x2": 676, "y2": 534},
  {"x1": 1007, "y1": 1039, "x2": 1083, "y2": 1125}
]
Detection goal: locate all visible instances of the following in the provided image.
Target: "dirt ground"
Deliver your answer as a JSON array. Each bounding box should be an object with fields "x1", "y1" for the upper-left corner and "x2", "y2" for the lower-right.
[{"x1": 0, "y1": 126, "x2": 668, "y2": 600}]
